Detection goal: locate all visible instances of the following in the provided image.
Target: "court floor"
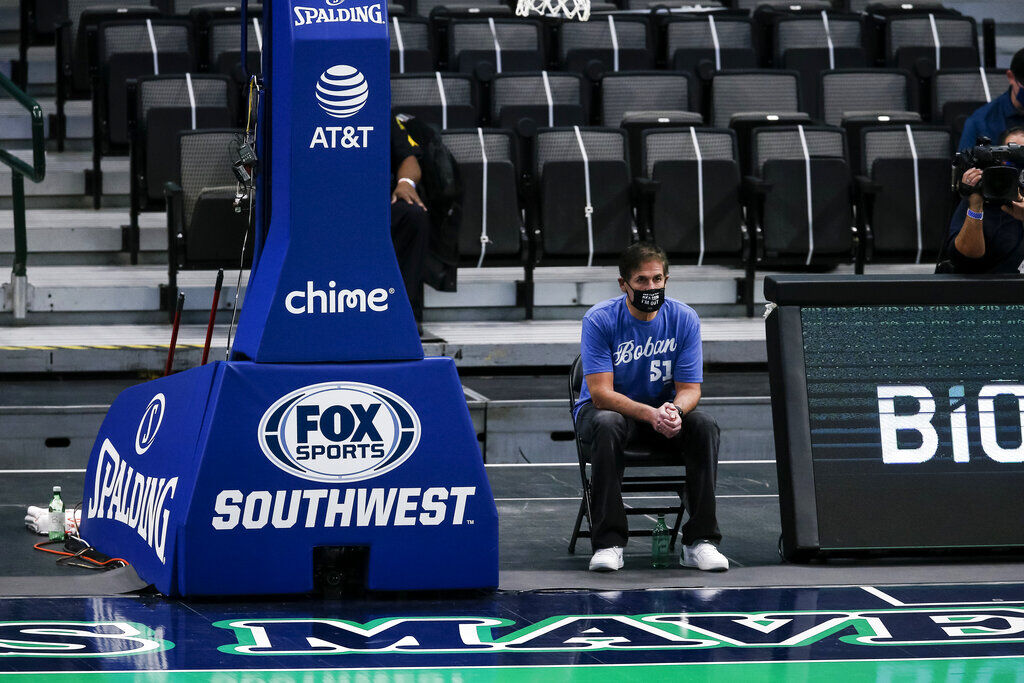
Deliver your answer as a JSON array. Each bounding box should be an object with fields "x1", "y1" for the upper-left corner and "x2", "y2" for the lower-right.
[
  {"x1": 3, "y1": 464, "x2": 1024, "y2": 680},
  {"x1": 1, "y1": 582, "x2": 1023, "y2": 681}
]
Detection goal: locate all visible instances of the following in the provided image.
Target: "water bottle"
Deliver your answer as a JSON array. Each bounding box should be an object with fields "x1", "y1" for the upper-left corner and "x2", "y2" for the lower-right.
[
  {"x1": 48, "y1": 486, "x2": 65, "y2": 542},
  {"x1": 651, "y1": 514, "x2": 670, "y2": 568}
]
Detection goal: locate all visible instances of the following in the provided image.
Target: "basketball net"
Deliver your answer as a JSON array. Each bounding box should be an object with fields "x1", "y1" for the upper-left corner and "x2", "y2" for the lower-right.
[{"x1": 515, "y1": 0, "x2": 590, "y2": 22}]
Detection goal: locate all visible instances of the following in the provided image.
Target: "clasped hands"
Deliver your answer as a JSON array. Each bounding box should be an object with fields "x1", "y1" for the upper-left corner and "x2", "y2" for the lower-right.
[{"x1": 651, "y1": 402, "x2": 681, "y2": 438}]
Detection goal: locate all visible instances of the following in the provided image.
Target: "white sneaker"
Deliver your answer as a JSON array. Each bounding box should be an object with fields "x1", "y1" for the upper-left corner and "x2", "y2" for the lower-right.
[
  {"x1": 681, "y1": 541, "x2": 729, "y2": 572},
  {"x1": 589, "y1": 546, "x2": 624, "y2": 572}
]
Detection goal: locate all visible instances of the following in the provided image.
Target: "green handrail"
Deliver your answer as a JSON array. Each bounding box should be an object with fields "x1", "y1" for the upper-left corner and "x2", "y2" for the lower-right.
[{"x1": 0, "y1": 70, "x2": 46, "y2": 285}]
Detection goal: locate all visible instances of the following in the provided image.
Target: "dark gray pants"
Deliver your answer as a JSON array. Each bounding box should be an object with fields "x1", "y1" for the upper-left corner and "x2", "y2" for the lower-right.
[
  {"x1": 391, "y1": 200, "x2": 430, "y2": 322},
  {"x1": 576, "y1": 403, "x2": 721, "y2": 550}
]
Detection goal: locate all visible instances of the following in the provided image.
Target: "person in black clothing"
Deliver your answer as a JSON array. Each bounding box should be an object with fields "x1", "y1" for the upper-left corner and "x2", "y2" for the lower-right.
[
  {"x1": 945, "y1": 127, "x2": 1024, "y2": 274},
  {"x1": 391, "y1": 116, "x2": 431, "y2": 322}
]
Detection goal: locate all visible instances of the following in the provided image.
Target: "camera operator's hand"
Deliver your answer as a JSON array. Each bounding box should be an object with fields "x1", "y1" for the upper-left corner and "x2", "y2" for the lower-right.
[
  {"x1": 1002, "y1": 194, "x2": 1024, "y2": 222},
  {"x1": 962, "y1": 169, "x2": 984, "y2": 211}
]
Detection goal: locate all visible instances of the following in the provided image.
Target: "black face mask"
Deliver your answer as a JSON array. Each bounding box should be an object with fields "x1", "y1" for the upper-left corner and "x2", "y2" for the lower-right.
[{"x1": 626, "y1": 284, "x2": 665, "y2": 313}]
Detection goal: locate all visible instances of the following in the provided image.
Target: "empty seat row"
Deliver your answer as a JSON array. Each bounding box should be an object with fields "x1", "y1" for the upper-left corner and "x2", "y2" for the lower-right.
[
  {"x1": 436, "y1": 122, "x2": 954, "y2": 316},
  {"x1": 28, "y1": 5, "x2": 261, "y2": 153},
  {"x1": 144, "y1": 117, "x2": 955, "y2": 313},
  {"x1": 391, "y1": 68, "x2": 997, "y2": 151},
  {"x1": 389, "y1": 6, "x2": 979, "y2": 77}
]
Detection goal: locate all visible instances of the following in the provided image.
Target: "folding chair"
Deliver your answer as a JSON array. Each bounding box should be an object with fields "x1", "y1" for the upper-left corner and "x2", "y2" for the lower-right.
[{"x1": 567, "y1": 355, "x2": 687, "y2": 555}]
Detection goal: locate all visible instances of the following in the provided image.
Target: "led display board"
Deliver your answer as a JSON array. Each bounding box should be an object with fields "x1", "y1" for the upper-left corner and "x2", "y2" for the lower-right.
[{"x1": 766, "y1": 275, "x2": 1024, "y2": 560}]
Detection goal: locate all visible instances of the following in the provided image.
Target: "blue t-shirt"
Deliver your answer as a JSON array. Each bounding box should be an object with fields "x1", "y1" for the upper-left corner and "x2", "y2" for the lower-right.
[
  {"x1": 574, "y1": 295, "x2": 703, "y2": 419},
  {"x1": 958, "y1": 89, "x2": 1024, "y2": 151}
]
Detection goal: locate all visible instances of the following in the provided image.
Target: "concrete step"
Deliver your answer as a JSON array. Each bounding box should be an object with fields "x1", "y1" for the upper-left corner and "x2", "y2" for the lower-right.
[
  {"x1": 0, "y1": 265, "x2": 241, "y2": 314},
  {"x1": 0, "y1": 97, "x2": 91, "y2": 142},
  {"x1": 0, "y1": 262, "x2": 936, "y2": 324},
  {"x1": 0, "y1": 151, "x2": 127, "y2": 201},
  {"x1": 0, "y1": 45, "x2": 56, "y2": 87},
  {"x1": 0, "y1": 318, "x2": 766, "y2": 372},
  {"x1": 0, "y1": 209, "x2": 165, "y2": 265}
]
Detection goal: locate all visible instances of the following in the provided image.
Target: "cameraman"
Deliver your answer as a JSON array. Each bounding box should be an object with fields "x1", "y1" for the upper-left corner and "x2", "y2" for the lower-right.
[
  {"x1": 959, "y1": 48, "x2": 1024, "y2": 152},
  {"x1": 945, "y1": 127, "x2": 1024, "y2": 274}
]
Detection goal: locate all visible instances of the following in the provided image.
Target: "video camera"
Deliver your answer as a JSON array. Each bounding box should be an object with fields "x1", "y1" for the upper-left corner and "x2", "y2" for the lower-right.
[{"x1": 953, "y1": 138, "x2": 1024, "y2": 204}]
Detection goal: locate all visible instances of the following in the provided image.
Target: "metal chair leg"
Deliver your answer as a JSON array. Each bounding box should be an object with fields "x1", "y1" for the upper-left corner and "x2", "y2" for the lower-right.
[
  {"x1": 669, "y1": 495, "x2": 685, "y2": 552},
  {"x1": 568, "y1": 497, "x2": 587, "y2": 554}
]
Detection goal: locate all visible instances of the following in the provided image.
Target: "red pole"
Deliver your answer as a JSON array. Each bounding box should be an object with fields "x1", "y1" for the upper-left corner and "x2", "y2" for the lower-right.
[
  {"x1": 201, "y1": 269, "x2": 224, "y2": 366},
  {"x1": 164, "y1": 292, "x2": 185, "y2": 377}
]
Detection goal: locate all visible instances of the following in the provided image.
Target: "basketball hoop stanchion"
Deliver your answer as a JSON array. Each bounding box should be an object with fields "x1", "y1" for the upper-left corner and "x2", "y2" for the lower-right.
[
  {"x1": 516, "y1": 0, "x2": 591, "y2": 21},
  {"x1": 78, "y1": 0, "x2": 498, "y2": 597}
]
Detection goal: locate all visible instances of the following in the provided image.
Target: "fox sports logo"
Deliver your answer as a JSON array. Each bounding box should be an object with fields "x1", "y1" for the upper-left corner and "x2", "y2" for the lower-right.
[
  {"x1": 315, "y1": 65, "x2": 368, "y2": 119},
  {"x1": 259, "y1": 382, "x2": 421, "y2": 484}
]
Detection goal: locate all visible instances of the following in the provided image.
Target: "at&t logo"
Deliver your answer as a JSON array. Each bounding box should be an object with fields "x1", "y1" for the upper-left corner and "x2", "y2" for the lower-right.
[
  {"x1": 135, "y1": 393, "x2": 165, "y2": 455},
  {"x1": 310, "y1": 65, "x2": 374, "y2": 149},
  {"x1": 259, "y1": 382, "x2": 421, "y2": 483},
  {"x1": 316, "y1": 65, "x2": 368, "y2": 118}
]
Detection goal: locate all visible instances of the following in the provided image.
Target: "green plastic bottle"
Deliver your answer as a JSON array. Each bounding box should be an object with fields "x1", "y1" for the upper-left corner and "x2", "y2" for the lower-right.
[
  {"x1": 48, "y1": 486, "x2": 65, "y2": 542},
  {"x1": 651, "y1": 514, "x2": 670, "y2": 568}
]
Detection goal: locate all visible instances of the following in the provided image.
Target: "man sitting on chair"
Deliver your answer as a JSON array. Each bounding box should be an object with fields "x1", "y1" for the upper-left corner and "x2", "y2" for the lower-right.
[{"x1": 574, "y1": 242, "x2": 727, "y2": 572}]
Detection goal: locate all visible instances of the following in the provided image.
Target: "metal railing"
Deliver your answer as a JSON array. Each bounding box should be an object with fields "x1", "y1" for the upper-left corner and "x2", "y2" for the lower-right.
[{"x1": 0, "y1": 71, "x2": 46, "y2": 320}]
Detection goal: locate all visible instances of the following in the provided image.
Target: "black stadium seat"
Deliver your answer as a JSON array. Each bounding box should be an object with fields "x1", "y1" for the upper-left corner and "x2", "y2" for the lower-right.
[
  {"x1": 416, "y1": 0, "x2": 509, "y2": 17},
  {"x1": 821, "y1": 69, "x2": 918, "y2": 127},
  {"x1": 128, "y1": 74, "x2": 235, "y2": 261},
  {"x1": 491, "y1": 72, "x2": 587, "y2": 129},
  {"x1": 95, "y1": 18, "x2": 195, "y2": 148},
  {"x1": 169, "y1": 0, "x2": 239, "y2": 13},
  {"x1": 749, "y1": 0, "x2": 835, "y2": 66},
  {"x1": 641, "y1": 127, "x2": 745, "y2": 266},
  {"x1": 559, "y1": 16, "x2": 653, "y2": 74},
  {"x1": 746, "y1": 125, "x2": 854, "y2": 301},
  {"x1": 773, "y1": 13, "x2": 867, "y2": 120},
  {"x1": 598, "y1": 71, "x2": 692, "y2": 127},
  {"x1": 533, "y1": 127, "x2": 635, "y2": 265},
  {"x1": 820, "y1": 68, "x2": 919, "y2": 171},
  {"x1": 90, "y1": 18, "x2": 195, "y2": 209},
  {"x1": 856, "y1": 125, "x2": 952, "y2": 266},
  {"x1": 665, "y1": 14, "x2": 756, "y2": 74},
  {"x1": 885, "y1": 12, "x2": 978, "y2": 76},
  {"x1": 664, "y1": 14, "x2": 756, "y2": 116},
  {"x1": 932, "y1": 68, "x2": 1006, "y2": 139},
  {"x1": 710, "y1": 69, "x2": 802, "y2": 129},
  {"x1": 623, "y1": 0, "x2": 701, "y2": 8},
  {"x1": 599, "y1": 71, "x2": 699, "y2": 178},
  {"x1": 389, "y1": 17, "x2": 434, "y2": 73},
  {"x1": 53, "y1": 1, "x2": 160, "y2": 150},
  {"x1": 391, "y1": 73, "x2": 479, "y2": 129},
  {"x1": 711, "y1": 69, "x2": 803, "y2": 175},
  {"x1": 204, "y1": 14, "x2": 263, "y2": 85},
  {"x1": 750, "y1": 125, "x2": 854, "y2": 259},
  {"x1": 447, "y1": 18, "x2": 544, "y2": 75},
  {"x1": 64, "y1": 1, "x2": 157, "y2": 95},
  {"x1": 441, "y1": 128, "x2": 527, "y2": 266},
  {"x1": 165, "y1": 129, "x2": 251, "y2": 313}
]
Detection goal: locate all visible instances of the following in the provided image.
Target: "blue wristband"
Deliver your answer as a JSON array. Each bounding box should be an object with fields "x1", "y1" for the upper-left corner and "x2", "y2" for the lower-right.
[{"x1": 966, "y1": 208, "x2": 984, "y2": 220}]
